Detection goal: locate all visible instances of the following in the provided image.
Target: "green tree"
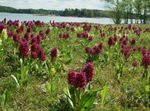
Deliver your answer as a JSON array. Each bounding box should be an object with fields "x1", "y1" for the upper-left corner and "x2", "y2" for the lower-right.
[
  {"x1": 120, "y1": 0, "x2": 134, "y2": 24},
  {"x1": 105, "y1": 0, "x2": 123, "y2": 24},
  {"x1": 133, "y1": 0, "x2": 142, "y2": 23},
  {"x1": 141, "y1": 0, "x2": 150, "y2": 24}
]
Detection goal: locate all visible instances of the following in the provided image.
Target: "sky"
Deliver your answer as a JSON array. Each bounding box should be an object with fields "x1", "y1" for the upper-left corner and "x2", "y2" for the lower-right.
[{"x1": 0, "y1": 0, "x2": 110, "y2": 10}]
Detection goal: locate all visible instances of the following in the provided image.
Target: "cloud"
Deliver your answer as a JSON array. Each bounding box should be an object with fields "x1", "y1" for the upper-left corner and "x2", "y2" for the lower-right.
[{"x1": 0, "y1": 0, "x2": 109, "y2": 10}]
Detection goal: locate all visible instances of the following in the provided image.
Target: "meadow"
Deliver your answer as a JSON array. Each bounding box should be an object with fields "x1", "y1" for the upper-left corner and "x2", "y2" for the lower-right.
[{"x1": 0, "y1": 19, "x2": 150, "y2": 111}]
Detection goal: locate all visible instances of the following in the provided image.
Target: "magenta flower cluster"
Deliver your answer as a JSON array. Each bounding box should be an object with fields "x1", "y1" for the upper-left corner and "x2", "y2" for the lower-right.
[
  {"x1": 121, "y1": 46, "x2": 131, "y2": 59},
  {"x1": 85, "y1": 43, "x2": 103, "y2": 55},
  {"x1": 77, "y1": 32, "x2": 93, "y2": 41},
  {"x1": 59, "y1": 32, "x2": 69, "y2": 39},
  {"x1": 19, "y1": 40, "x2": 30, "y2": 58},
  {"x1": 141, "y1": 53, "x2": 150, "y2": 68},
  {"x1": 82, "y1": 24, "x2": 92, "y2": 32},
  {"x1": 108, "y1": 36, "x2": 117, "y2": 47},
  {"x1": 68, "y1": 62, "x2": 94, "y2": 88},
  {"x1": 50, "y1": 47, "x2": 58, "y2": 59}
]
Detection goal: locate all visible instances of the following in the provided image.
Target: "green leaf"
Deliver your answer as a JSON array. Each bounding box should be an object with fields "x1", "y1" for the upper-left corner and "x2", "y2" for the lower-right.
[
  {"x1": 103, "y1": 51, "x2": 110, "y2": 62},
  {"x1": 64, "y1": 87, "x2": 74, "y2": 108},
  {"x1": 80, "y1": 91, "x2": 97, "y2": 111},
  {"x1": 63, "y1": 87, "x2": 69, "y2": 95},
  {"x1": 145, "y1": 85, "x2": 149, "y2": 92},
  {"x1": 46, "y1": 82, "x2": 56, "y2": 93},
  {"x1": 1, "y1": 90, "x2": 11, "y2": 107},
  {"x1": 63, "y1": 52, "x2": 72, "y2": 64},
  {"x1": 116, "y1": 63, "x2": 120, "y2": 73},
  {"x1": 20, "y1": 65, "x2": 29, "y2": 86},
  {"x1": 100, "y1": 85, "x2": 108, "y2": 108},
  {"x1": 69, "y1": 87, "x2": 76, "y2": 106},
  {"x1": 11, "y1": 75, "x2": 20, "y2": 88}
]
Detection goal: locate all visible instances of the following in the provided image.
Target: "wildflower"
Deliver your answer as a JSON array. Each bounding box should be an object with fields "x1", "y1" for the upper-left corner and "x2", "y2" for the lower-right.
[
  {"x1": 45, "y1": 28, "x2": 51, "y2": 35},
  {"x1": 83, "y1": 24, "x2": 91, "y2": 32},
  {"x1": 77, "y1": 32, "x2": 88, "y2": 38},
  {"x1": 27, "y1": 27, "x2": 31, "y2": 33},
  {"x1": 19, "y1": 40, "x2": 30, "y2": 58},
  {"x1": 8, "y1": 31, "x2": 14, "y2": 38},
  {"x1": 38, "y1": 49, "x2": 46, "y2": 61},
  {"x1": 141, "y1": 48, "x2": 148, "y2": 56},
  {"x1": 31, "y1": 51, "x2": 38, "y2": 59},
  {"x1": 39, "y1": 30, "x2": 45, "y2": 39},
  {"x1": 50, "y1": 48, "x2": 58, "y2": 59},
  {"x1": 59, "y1": 32, "x2": 69, "y2": 39},
  {"x1": 92, "y1": 44, "x2": 103, "y2": 55},
  {"x1": 82, "y1": 62, "x2": 94, "y2": 82},
  {"x1": 130, "y1": 38, "x2": 136, "y2": 45},
  {"x1": 108, "y1": 37, "x2": 115, "y2": 47},
  {"x1": 135, "y1": 30, "x2": 141, "y2": 36},
  {"x1": 0, "y1": 24, "x2": 5, "y2": 33},
  {"x1": 100, "y1": 32, "x2": 105, "y2": 38},
  {"x1": 121, "y1": 46, "x2": 131, "y2": 59},
  {"x1": 88, "y1": 36, "x2": 93, "y2": 41},
  {"x1": 85, "y1": 47, "x2": 93, "y2": 54},
  {"x1": 68, "y1": 71, "x2": 76, "y2": 86},
  {"x1": 74, "y1": 72, "x2": 87, "y2": 88},
  {"x1": 24, "y1": 32, "x2": 30, "y2": 41},
  {"x1": 132, "y1": 60, "x2": 138, "y2": 67},
  {"x1": 85, "y1": 43, "x2": 102, "y2": 56},
  {"x1": 141, "y1": 54, "x2": 150, "y2": 68},
  {"x1": 13, "y1": 33, "x2": 20, "y2": 43},
  {"x1": 31, "y1": 43, "x2": 39, "y2": 52},
  {"x1": 128, "y1": 24, "x2": 132, "y2": 30}
]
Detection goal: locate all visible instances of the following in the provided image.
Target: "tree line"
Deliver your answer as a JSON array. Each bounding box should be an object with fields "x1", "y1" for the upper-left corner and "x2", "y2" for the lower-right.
[
  {"x1": 105, "y1": 0, "x2": 150, "y2": 24},
  {"x1": 0, "y1": 3, "x2": 149, "y2": 24},
  {"x1": 0, "y1": 5, "x2": 110, "y2": 18}
]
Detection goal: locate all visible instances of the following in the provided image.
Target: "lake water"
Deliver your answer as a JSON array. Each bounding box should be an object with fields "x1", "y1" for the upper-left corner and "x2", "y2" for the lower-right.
[
  {"x1": 0, "y1": 12, "x2": 145, "y2": 24},
  {"x1": 0, "y1": 12, "x2": 114, "y2": 24}
]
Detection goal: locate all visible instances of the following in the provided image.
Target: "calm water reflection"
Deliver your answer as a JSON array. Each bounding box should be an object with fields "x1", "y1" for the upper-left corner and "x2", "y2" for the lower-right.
[{"x1": 0, "y1": 12, "x2": 114, "y2": 24}]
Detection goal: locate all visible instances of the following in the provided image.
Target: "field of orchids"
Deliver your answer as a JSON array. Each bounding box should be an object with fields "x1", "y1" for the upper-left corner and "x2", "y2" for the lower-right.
[{"x1": 0, "y1": 18, "x2": 150, "y2": 111}]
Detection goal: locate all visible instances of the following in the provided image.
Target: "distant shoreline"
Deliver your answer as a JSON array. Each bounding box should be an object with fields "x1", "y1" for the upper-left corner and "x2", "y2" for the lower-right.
[
  {"x1": 0, "y1": 12, "x2": 149, "y2": 24},
  {"x1": 0, "y1": 12, "x2": 112, "y2": 19},
  {"x1": 0, "y1": 5, "x2": 111, "y2": 18}
]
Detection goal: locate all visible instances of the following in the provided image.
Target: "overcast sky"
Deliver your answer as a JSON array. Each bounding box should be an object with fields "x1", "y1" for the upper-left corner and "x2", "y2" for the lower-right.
[{"x1": 0, "y1": 0, "x2": 109, "y2": 10}]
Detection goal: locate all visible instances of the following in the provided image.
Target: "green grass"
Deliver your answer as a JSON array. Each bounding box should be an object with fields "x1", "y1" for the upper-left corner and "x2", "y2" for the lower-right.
[{"x1": 0, "y1": 23, "x2": 150, "y2": 111}]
